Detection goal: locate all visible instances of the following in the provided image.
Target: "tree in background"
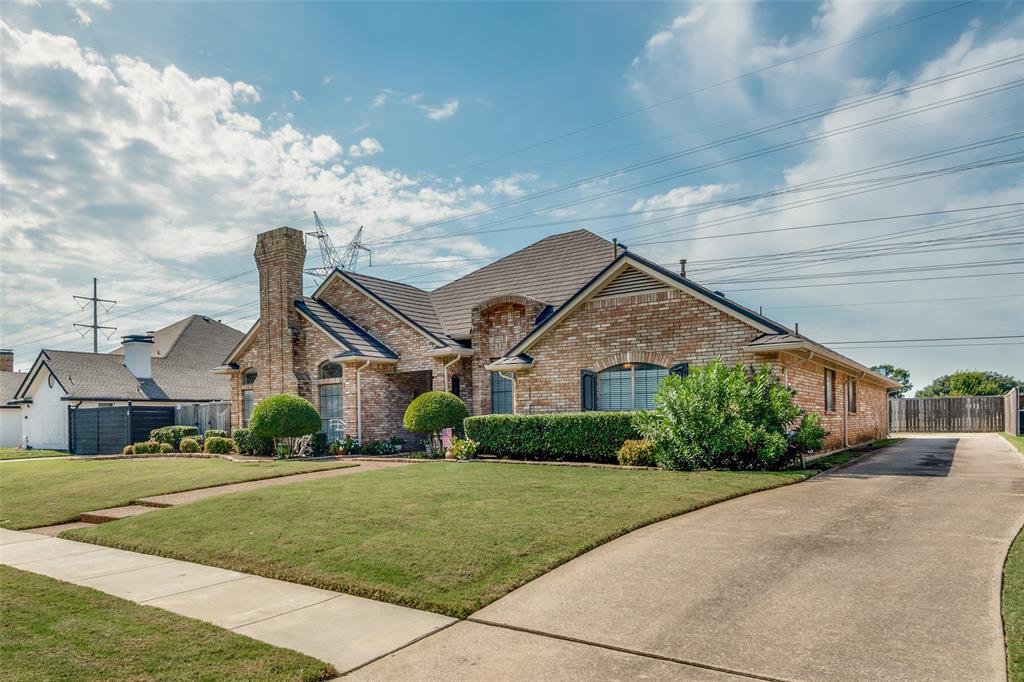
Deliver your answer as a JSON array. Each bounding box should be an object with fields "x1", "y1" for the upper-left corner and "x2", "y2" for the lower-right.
[
  {"x1": 870, "y1": 364, "x2": 912, "y2": 398},
  {"x1": 917, "y1": 370, "x2": 1023, "y2": 397}
]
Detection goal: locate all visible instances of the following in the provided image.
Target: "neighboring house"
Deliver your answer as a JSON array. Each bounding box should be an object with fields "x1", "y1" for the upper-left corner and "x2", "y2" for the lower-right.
[
  {"x1": 219, "y1": 226, "x2": 899, "y2": 451},
  {"x1": 3, "y1": 316, "x2": 243, "y2": 450},
  {"x1": 0, "y1": 351, "x2": 27, "y2": 447}
]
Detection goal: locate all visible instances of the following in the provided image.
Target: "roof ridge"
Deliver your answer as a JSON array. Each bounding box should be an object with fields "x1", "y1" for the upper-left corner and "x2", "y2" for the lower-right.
[{"x1": 348, "y1": 270, "x2": 431, "y2": 293}]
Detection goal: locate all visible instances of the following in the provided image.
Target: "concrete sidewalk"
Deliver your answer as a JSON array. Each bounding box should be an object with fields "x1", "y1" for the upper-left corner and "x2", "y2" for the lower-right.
[{"x1": 0, "y1": 528, "x2": 453, "y2": 674}]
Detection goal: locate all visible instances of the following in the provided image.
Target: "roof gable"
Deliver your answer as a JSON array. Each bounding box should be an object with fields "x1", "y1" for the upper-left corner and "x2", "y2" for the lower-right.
[
  {"x1": 296, "y1": 298, "x2": 398, "y2": 360},
  {"x1": 502, "y1": 251, "x2": 790, "y2": 359}
]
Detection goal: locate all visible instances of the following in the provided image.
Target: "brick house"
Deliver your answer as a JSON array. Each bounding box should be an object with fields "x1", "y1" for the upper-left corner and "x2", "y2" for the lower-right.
[{"x1": 217, "y1": 226, "x2": 899, "y2": 450}]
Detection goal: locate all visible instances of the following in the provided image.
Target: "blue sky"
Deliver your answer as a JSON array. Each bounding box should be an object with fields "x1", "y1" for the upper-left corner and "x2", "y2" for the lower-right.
[{"x1": 1, "y1": 1, "x2": 1022, "y2": 393}]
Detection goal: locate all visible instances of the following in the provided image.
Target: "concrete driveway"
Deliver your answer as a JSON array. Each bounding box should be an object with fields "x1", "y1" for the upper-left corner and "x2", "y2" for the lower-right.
[{"x1": 353, "y1": 434, "x2": 1024, "y2": 681}]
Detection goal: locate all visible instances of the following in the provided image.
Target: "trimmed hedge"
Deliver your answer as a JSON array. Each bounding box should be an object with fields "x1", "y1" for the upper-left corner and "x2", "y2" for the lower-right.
[
  {"x1": 464, "y1": 412, "x2": 641, "y2": 463},
  {"x1": 179, "y1": 437, "x2": 201, "y2": 453},
  {"x1": 131, "y1": 440, "x2": 163, "y2": 455},
  {"x1": 617, "y1": 439, "x2": 657, "y2": 467},
  {"x1": 232, "y1": 427, "x2": 274, "y2": 457},
  {"x1": 149, "y1": 426, "x2": 199, "y2": 450},
  {"x1": 204, "y1": 436, "x2": 237, "y2": 454},
  {"x1": 204, "y1": 429, "x2": 228, "y2": 439}
]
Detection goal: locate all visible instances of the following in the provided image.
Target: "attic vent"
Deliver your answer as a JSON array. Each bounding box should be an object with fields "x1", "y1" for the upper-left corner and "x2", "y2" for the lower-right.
[{"x1": 594, "y1": 266, "x2": 669, "y2": 299}]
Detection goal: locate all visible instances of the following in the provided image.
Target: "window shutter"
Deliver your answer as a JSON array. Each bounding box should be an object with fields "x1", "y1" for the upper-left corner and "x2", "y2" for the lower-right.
[
  {"x1": 670, "y1": 362, "x2": 689, "y2": 378},
  {"x1": 580, "y1": 370, "x2": 597, "y2": 411}
]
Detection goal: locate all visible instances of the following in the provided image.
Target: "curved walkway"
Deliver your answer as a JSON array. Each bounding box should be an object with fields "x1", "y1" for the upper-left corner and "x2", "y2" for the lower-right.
[{"x1": 357, "y1": 434, "x2": 1024, "y2": 681}]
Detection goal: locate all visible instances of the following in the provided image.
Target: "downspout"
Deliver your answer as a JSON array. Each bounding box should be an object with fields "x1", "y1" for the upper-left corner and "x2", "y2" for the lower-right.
[
  {"x1": 443, "y1": 356, "x2": 460, "y2": 390},
  {"x1": 498, "y1": 371, "x2": 517, "y2": 414},
  {"x1": 355, "y1": 360, "x2": 371, "y2": 443}
]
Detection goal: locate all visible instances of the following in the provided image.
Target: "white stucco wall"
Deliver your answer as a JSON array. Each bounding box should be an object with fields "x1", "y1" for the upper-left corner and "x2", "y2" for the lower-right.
[
  {"x1": 0, "y1": 409, "x2": 22, "y2": 447},
  {"x1": 23, "y1": 368, "x2": 68, "y2": 450}
]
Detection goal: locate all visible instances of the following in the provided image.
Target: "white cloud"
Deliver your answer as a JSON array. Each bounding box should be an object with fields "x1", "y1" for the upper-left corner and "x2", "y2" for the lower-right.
[
  {"x1": 421, "y1": 98, "x2": 459, "y2": 121},
  {"x1": 371, "y1": 91, "x2": 388, "y2": 108},
  {"x1": 322, "y1": 75, "x2": 333, "y2": 84},
  {"x1": 66, "y1": 0, "x2": 111, "y2": 25},
  {"x1": 489, "y1": 172, "x2": 540, "y2": 198},
  {"x1": 347, "y1": 137, "x2": 383, "y2": 158},
  {"x1": 0, "y1": 20, "x2": 498, "y2": 361},
  {"x1": 630, "y1": 184, "x2": 730, "y2": 214},
  {"x1": 291, "y1": 89, "x2": 303, "y2": 102}
]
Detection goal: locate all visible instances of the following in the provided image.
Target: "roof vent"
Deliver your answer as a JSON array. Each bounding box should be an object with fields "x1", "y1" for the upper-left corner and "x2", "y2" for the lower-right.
[{"x1": 121, "y1": 334, "x2": 154, "y2": 379}]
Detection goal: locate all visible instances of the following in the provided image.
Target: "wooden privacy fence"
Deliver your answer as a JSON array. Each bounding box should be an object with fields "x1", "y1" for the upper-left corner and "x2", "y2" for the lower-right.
[
  {"x1": 174, "y1": 402, "x2": 231, "y2": 435},
  {"x1": 889, "y1": 389, "x2": 1020, "y2": 433},
  {"x1": 1005, "y1": 386, "x2": 1021, "y2": 436}
]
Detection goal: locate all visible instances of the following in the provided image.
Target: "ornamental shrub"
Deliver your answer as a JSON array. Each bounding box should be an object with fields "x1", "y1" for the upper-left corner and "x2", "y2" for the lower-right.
[
  {"x1": 403, "y1": 392, "x2": 468, "y2": 451},
  {"x1": 464, "y1": 412, "x2": 640, "y2": 463},
  {"x1": 159, "y1": 443, "x2": 174, "y2": 454},
  {"x1": 617, "y1": 439, "x2": 657, "y2": 467},
  {"x1": 179, "y1": 437, "x2": 201, "y2": 453},
  {"x1": 248, "y1": 394, "x2": 322, "y2": 450},
  {"x1": 131, "y1": 440, "x2": 163, "y2": 455},
  {"x1": 149, "y1": 426, "x2": 199, "y2": 450},
  {"x1": 311, "y1": 432, "x2": 329, "y2": 457},
  {"x1": 634, "y1": 359, "x2": 828, "y2": 471},
  {"x1": 357, "y1": 437, "x2": 404, "y2": 456},
  {"x1": 447, "y1": 437, "x2": 478, "y2": 460},
  {"x1": 204, "y1": 436, "x2": 237, "y2": 454},
  {"x1": 204, "y1": 429, "x2": 228, "y2": 439},
  {"x1": 122, "y1": 445, "x2": 134, "y2": 455},
  {"x1": 231, "y1": 427, "x2": 274, "y2": 457}
]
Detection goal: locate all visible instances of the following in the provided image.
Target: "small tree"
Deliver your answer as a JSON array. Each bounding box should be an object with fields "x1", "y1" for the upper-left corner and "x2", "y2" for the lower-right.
[
  {"x1": 918, "y1": 370, "x2": 1022, "y2": 397},
  {"x1": 248, "y1": 394, "x2": 322, "y2": 456},
  {"x1": 403, "y1": 391, "x2": 468, "y2": 452},
  {"x1": 871, "y1": 364, "x2": 912, "y2": 398},
  {"x1": 634, "y1": 360, "x2": 828, "y2": 471}
]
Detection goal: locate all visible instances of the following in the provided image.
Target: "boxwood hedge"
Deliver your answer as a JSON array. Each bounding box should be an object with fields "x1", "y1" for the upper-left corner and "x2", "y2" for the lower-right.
[{"x1": 463, "y1": 411, "x2": 641, "y2": 463}]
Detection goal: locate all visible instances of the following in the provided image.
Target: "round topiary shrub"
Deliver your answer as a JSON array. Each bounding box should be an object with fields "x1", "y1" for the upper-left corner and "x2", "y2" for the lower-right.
[
  {"x1": 159, "y1": 442, "x2": 174, "y2": 454},
  {"x1": 403, "y1": 391, "x2": 468, "y2": 451},
  {"x1": 122, "y1": 445, "x2": 135, "y2": 455},
  {"x1": 204, "y1": 436, "x2": 237, "y2": 454},
  {"x1": 248, "y1": 394, "x2": 322, "y2": 451},
  {"x1": 179, "y1": 437, "x2": 201, "y2": 453}
]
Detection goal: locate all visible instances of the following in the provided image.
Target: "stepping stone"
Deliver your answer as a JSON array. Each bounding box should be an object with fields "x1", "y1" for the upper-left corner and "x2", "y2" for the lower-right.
[{"x1": 79, "y1": 505, "x2": 157, "y2": 524}]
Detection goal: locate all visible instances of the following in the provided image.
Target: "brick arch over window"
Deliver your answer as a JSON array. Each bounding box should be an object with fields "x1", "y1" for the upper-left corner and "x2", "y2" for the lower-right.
[
  {"x1": 471, "y1": 294, "x2": 549, "y2": 315},
  {"x1": 591, "y1": 351, "x2": 678, "y2": 373}
]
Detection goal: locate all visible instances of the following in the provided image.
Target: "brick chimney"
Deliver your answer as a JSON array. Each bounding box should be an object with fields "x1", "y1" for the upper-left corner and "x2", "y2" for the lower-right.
[
  {"x1": 254, "y1": 226, "x2": 306, "y2": 395},
  {"x1": 0, "y1": 349, "x2": 12, "y2": 372}
]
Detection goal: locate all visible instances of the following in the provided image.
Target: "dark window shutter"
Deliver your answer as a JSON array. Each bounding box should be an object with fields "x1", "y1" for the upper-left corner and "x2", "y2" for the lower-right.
[
  {"x1": 580, "y1": 370, "x2": 597, "y2": 411},
  {"x1": 670, "y1": 362, "x2": 689, "y2": 378}
]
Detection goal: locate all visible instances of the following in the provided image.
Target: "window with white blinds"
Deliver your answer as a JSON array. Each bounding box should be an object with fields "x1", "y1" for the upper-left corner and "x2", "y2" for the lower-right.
[
  {"x1": 491, "y1": 373, "x2": 513, "y2": 414},
  {"x1": 597, "y1": 363, "x2": 668, "y2": 411}
]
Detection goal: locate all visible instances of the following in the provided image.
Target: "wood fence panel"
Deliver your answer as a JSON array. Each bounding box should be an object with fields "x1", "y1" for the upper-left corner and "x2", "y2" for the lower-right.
[
  {"x1": 889, "y1": 396, "x2": 1005, "y2": 433},
  {"x1": 1005, "y1": 387, "x2": 1021, "y2": 437},
  {"x1": 175, "y1": 402, "x2": 231, "y2": 435}
]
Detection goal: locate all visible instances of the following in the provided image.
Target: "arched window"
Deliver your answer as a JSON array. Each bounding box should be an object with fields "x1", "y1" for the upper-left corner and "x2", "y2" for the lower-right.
[
  {"x1": 319, "y1": 361, "x2": 342, "y2": 380},
  {"x1": 597, "y1": 363, "x2": 668, "y2": 411},
  {"x1": 242, "y1": 368, "x2": 257, "y2": 385}
]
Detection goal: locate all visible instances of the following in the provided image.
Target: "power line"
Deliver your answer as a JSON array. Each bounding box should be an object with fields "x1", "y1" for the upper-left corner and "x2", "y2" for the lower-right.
[
  {"x1": 438, "y1": 1, "x2": 975, "y2": 176},
  {"x1": 71, "y1": 278, "x2": 117, "y2": 353},
  {"x1": 823, "y1": 342, "x2": 1024, "y2": 350},
  {"x1": 706, "y1": 258, "x2": 1024, "y2": 285},
  {"x1": 824, "y1": 335, "x2": 1024, "y2": 344},
  {"x1": 725, "y1": 270, "x2": 1024, "y2": 293},
  {"x1": 763, "y1": 294, "x2": 1023, "y2": 310}
]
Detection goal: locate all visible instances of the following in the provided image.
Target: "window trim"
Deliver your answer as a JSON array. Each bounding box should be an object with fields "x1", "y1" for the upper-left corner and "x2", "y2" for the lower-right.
[
  {"x1": 596, "y1": 362, "x2": 668, "y2": 411},
  {"x1": 242, "y1": 368, "x2": 257, "y2": 386},
  {"x1": 490, "y1": 372, "x2": 513, "y2": 414},
  {"x1": 824, "y1": 369, "x2": 836, "y2": 412},
  {"x1": 242, "y1": 389, "x2": 255, "y2": 427},
  {"x1": 318, "y1": 361, "x2": 342, "y2": 380}
]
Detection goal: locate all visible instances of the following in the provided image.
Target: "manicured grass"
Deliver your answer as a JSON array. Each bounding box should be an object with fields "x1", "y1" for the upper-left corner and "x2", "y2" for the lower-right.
[
  {"x1": 1005, "y1": 524, "x2": 1024, "y2": 681},
  {"x1": 0, "y1": 447, "x2": 69, "y2": 460},
  {"x1": 1003, "y1": 432, "x2": 1024, "y2": 456},
  {"x1": 0, "y1": 565, "x2": 335, "y2": 681},
  {"x1": 0, "y1": 459, "x2": 355, "y2": 529},
  {"x1": 807, "y1": 438, "x2": 904, "y2": 471},
  {"x1": 66, "y1": 463, "x2": 807, "y2": 617}
]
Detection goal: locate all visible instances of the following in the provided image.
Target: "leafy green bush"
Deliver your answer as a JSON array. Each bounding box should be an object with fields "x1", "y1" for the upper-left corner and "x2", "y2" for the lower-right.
[
  {"x1": 617, "y1": 439, "x2": 657, "y2": 467},
  {"x1": 159, "y1": 442, "x2": 174, "y2": 454},
  {"x1": 204, "y1": 429, "x2": 228, "y2": 439},
  {"x1": 122, "y1": 445, "x2": 134, "y2": 455},
  {"x1": 789, "y1": 412, "x2": 828, "y2": 455},
  {"x1": 447, "y1": 437, "x2": 478, "y2": 460},
  {"x1": 204, "y1": 436, "x2": 237, "y2": 454},
  {"x1": 131, "y1": 440, "x2": 163, "y2": 455},
  {"x1": 249, "y1": 394, "x2": 321, "y2": 450},
  {"x1": 179, "y1": 437, "x2": 201, "y2": 453},
  {"x1": 357, "y1": 437, "x2": 405, "y2": 456},
  {"x1": 231, "y1": 427, "x2": 274, "y2": 457},
  {"x1": 464, "y1": 412, "x2": 640, "y2": 463},
  {"x1": 634, "y1": 360, "x2": 828, "y2": 471},
  {"x1": 311, "y1": 432, "x2": 329, "y2": 457},
  {"x1": 149, "y1": 426, "x2": 199, "y2": 450},
  {"x1": 403, "y1": 392, "x2": 468, "y2": 450}
]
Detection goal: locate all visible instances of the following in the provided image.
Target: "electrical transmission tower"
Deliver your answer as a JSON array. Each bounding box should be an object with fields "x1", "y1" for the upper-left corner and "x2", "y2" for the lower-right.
[
  {"x1": 305, "y1": 212, "x2": 371, "y2": 280},
  {"x1": 73, "y1": 278, "x2": 117, "y2": 353}
]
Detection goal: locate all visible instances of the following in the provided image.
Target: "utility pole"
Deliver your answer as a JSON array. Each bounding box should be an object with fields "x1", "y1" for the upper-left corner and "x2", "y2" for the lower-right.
[{"x1": 73, "y1": 278, "x2": 117, "y2": 353}]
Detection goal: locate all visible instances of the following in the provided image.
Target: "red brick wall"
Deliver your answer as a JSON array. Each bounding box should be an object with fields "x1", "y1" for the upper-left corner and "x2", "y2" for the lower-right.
[
  {"x1": 514, "y1": 289, "x2": 767, "y2": 414},
  {"x1": 470, "y1": 296, "x2": 547, "y2": 415}
]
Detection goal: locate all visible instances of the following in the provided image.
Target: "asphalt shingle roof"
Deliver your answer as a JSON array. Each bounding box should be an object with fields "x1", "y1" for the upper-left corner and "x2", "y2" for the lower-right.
[
  {"x1": 30, "y1": 316, "x2": 243, "y2": 401},
  {"x1": 346, "y1": 273, "x2": 450, "y2": 341},
  {"x1": 0, "y1": 371, "x2": 27, "y2": 405},
  {"x1": 296, "y1": 298, "x2": 398, "y2": 360}
]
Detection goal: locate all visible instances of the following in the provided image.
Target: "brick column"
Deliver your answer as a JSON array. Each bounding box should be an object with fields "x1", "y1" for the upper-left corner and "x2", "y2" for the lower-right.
[{"x1": 254, "y1": 227, "x2": 306, "y2": 397}]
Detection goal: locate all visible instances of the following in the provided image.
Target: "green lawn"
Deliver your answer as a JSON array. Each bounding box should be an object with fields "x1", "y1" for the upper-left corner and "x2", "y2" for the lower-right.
[
  {"x1": 1003, "y1": 432, "x2": 1024, "y2": 455},
  {"x1": 0, "y1": 447, "x2": 69, "y2": 460},
  {"x1": 1005, "y1": 524, "x2": 1024, "y2": 681},
  {"x1": 807, "y1": 438, "x2": 904, "y2": 471},
  {"x1": 66, "y1": 463, "x2": 807, "y2": 617},
  {"x1": 0, "y1": 565, "x2": 334, "y2": 682},
  {"x1": 0, "y1": 459, "x2": 355, "y2": 529}
]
